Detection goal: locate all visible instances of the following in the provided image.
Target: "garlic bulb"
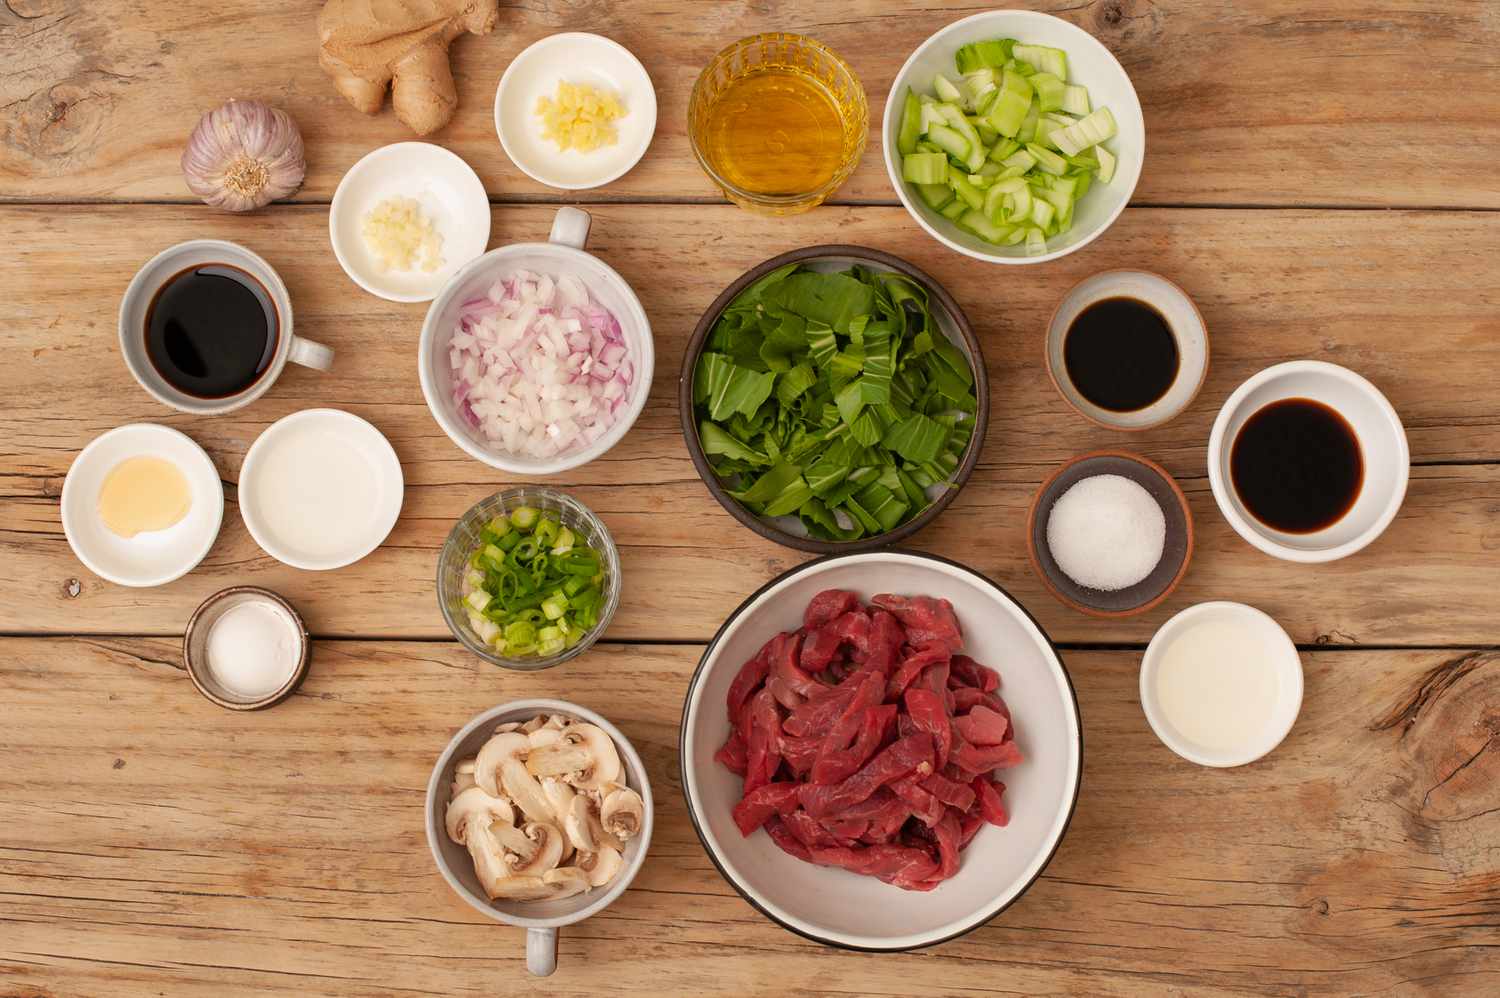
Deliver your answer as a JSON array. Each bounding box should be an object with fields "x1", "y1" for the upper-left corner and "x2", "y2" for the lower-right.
[{"x1": 181, "y1": 100, "x2": 305, "y2": 211}]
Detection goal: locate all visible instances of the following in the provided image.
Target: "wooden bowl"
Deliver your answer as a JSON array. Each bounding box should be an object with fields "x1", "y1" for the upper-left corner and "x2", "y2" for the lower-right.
[
  {"x1": 679, "y1": 245, "x2": 988, "y2": 554},
  {"x1": 1026, "y1": 451, "x2": 1193, "y2": 617}
]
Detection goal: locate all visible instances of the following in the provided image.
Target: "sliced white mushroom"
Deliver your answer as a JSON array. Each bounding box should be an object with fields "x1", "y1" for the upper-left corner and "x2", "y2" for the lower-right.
[
  {"x1": 475, "y1": 732, "x2": 554, "y2": 824},
  {"x1": 576, "y1": 845, "x2": 623, "y2": 888},
  {"x1": 601, "y1": 784, "x2": 645, "y2": 841},
  {"x1": 494, "y1": 721, "x2": 522, "y2": 734},
  {"x1": 543, "y1": 866, "x2": 591, "y2": 899},
  {"x1": 544, "y1": 713, "x2": 570, "y2": 730},
  {"x1": 487, "y1": 875, "x2": 556, "y2": 901},
  {"x1": 467, "y1": 821, "x2": 517, "y2": 899},
  {"x1": 484, "y1": 817, "x2": 565, "y2": 881},
  {"x1": 528, "y1": 726, "x2": 564, "y2": 749},
  {"x1": 520, "y1": 715, "x2": 548, "y2": 734},
  {"x1": 562, "y1": 794, "x2": 599, "y2": 853},
  {"x1": 526, "y1": 722, "x2": 622, "y2": 792},
  {"x1": 455, "y1": 758, "x2": 477, "y2": 775},
  {"x1": 444, "y1": 786, "x2": 513, "y2": 845}
]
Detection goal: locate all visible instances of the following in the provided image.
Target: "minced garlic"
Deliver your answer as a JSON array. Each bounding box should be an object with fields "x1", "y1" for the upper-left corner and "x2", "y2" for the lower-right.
[
  {"x1": 535, "y1": 81, "x2": 626, "y2": 153},
  {"x1": 361, "y1": 196, "x2": 444, "y2": 273}
]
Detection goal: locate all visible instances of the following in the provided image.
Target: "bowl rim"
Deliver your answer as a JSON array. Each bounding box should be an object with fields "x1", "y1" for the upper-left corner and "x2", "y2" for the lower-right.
[
  {"x1": 1043, "y1": 269, "x2": 1211, "y2": 431},
  {"x1": 238, "y1": 408, "x2": 404, "y2": 571},
  {"x1": 436, "y1": 486, "x2": 622, "y2": 671},
  {"x1": 677, "y1": 244, "x2": 989, "y2": 553},
  {"x1": 1205, "y1": 360, "x2": 1410, "y2": 563},
  {"x1": 1138, "y1": 600, "x2": 1304, "y2": 767},
  {"x1": 881, "y1": 9, "x2": 1145, "y2": 265},
  {"x1": 424, "y1": 697, "x2": 655, "y2": 928},
  {"x1": 494, "y1": 32, "x2": 658, "y2": 191},
  {"x1": 418, "y1": 239, "x2": 655, "y2": 475},
  {"x1": 182, "y1": 585, "x2": 311, "y2": 710},
  {"x1": 1025, "y1": 449, "x2": 1195, "y2": 618},
  {"x1": 60, "y1": 422, "x2": 226, "y2": 587},
  {"x1": 328, "y1": 141, "x2": 492, "y2": 303},
  {"x1": 677, "y1": 549, "x2": 1083, "y2": 951}
]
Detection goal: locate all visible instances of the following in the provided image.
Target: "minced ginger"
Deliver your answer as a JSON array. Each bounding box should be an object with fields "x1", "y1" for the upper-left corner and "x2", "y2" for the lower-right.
[
  {"x1": 535, "y1": 81, "x2": 625, "y2": 153},
  {"x1": 362, "y1": 196, "x2": 443, "y2": 272}
]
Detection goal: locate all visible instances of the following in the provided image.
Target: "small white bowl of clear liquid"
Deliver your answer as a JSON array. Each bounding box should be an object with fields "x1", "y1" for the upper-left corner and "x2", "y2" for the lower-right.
[{"x1": 1139, "y1": 601, "x2": 1303, "y2": 768}]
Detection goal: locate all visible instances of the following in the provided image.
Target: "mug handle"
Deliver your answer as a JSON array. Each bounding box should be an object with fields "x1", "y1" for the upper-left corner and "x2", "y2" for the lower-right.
[
  {"x1": 548, "y1": 207, "x2": 592, "y2": 250},
  {"x1": 526, "y1": 926, "x2": 557, "y2": 977},
  {"x1": 288, "y1": 334, "x2": 334, "y2": 372}
]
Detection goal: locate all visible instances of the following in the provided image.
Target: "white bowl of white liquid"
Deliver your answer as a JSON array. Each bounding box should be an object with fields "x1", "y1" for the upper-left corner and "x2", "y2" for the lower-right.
[
  {"x1": 1139, "y1": 601, "x2": 1303, "y2": 768},
  {"x1": 239, "y1": 408, "x2": 404, "y2": 571}
]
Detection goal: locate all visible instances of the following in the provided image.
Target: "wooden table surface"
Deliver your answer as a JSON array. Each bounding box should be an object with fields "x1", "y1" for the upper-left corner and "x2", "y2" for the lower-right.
[{"x1": 3, "y1": 2, "x2": 1497, "y2": 995}]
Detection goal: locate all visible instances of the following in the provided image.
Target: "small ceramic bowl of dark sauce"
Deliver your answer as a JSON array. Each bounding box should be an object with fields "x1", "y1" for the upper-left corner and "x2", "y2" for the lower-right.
[
  {"x1": 1208, "y1": 361, "x2": 1408, "y2": 563},
  {"x1": 1027, "y1": 450, "x2": 1194, "y2": 617},
  {"x1": 1045, "y1": 270, "x2": 1208, "y2": 430}
]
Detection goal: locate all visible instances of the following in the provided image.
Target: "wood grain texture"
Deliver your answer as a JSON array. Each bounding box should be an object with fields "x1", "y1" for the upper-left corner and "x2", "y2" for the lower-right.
[
  {"x1": 3, "y1": 1, "x2": 1499, "y2": 207},
  {"x1": 1, "y1": 639, "x2": 1496, "y2": 997},
  {"x1": 3, "y1": 203, "x2": 1498, "y2": 644}
]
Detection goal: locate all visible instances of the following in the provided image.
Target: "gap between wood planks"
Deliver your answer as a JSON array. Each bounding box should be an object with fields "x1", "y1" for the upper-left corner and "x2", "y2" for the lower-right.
[{"x1": 5, "y1": 195, "x2": 1500, "y2": 213}]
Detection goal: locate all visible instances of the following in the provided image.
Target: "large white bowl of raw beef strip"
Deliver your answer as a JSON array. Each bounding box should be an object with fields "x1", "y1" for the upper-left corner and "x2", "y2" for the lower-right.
[{"x1": 679, "y1": 550, "x2": 1083, "y2": 950}]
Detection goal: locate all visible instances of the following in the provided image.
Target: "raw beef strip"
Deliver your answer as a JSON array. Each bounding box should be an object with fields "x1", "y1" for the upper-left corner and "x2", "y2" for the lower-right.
[
  {"x1": 811, "y1": 700, "x2": 894, "y2": 786},
  {"x1": 764, "y1": 817, "x2": 812, "y2": 861},
  {"x1": 902, "y1": 687, "x2": 952, "y2": 769},
  {"x1": 872, "y1": 593, "x2": 964, "y2": 654},
  {"x1": 973, "y1": 778, "x2": 1010, "y2": 827},
  {"x1": 732, "y1": 781, "x2": 802, "y2": 836},
  {"x1": 953, "y1": 704, "x2": 1010, "y2": 746},
  {"x1": 742, "y1": 689, "x2": 784, "y2": 794},
  {"x1": 799, "y1": 733, "x2": 934, "y2": 817},
  {"x1": 714, "y1": 730, "x2": 747, "y2": 776},
  {"x1": 950, "y1": 654, "x2": 1000, "y2": 692},
  {"x1": 804, "y1": 589, "x2": 861, "y2": 629},
  {"x1": 887, "y1": 643, "x2": 951, "y2": 698},
  {"x1": 726, "y1": 642, "x2": 773, "y2": 720}
]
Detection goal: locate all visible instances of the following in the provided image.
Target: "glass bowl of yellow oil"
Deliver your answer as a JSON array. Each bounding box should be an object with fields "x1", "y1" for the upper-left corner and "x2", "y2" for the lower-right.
[{"x1": 689, "y1": 33, "x2": 867, "y2": 215}]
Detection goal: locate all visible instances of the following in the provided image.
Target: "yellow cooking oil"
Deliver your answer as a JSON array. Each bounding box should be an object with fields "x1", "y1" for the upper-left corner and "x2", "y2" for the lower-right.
[{"x1": 700, "y1": 68, "x2": 848, "y2": 198}]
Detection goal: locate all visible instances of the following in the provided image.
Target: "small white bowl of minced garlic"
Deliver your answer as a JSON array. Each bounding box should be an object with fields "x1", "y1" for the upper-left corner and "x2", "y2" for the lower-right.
[
  {"x1": 329, "y1": 141, "x2": 491, "y2": 302},
  {"x1": 494, "y1": 33, "x2": 658, "y2": 190}
]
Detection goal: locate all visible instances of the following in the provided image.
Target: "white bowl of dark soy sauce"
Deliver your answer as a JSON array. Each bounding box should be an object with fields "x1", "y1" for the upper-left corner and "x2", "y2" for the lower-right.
[
  {"x1": 119, "y1": 239, "x2": 333, "y2": 415},
  {"x1": 1045, "y1": 270, "x2": 1209, "y2": 431},
  {"x1": 1208, "y1": 361, "x2": 1409, "y2": 563}
]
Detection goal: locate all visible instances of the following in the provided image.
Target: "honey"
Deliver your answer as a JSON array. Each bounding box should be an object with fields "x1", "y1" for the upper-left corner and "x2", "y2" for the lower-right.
[
  {"x1": 98, "y1": 456, "x2": 192, "y2": 538},
  {"x1": 699, "y1": 70, "x2": 846, "y2": 197}
]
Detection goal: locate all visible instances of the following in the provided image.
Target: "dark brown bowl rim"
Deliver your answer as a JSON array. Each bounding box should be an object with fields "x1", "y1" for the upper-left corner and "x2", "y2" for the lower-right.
[
  {"x1": 1025, "y1": 450, "x2": 1195, "y2": 618},
  {"x1": 1043, "y1": 269, "x2": 1211, "y2": 432},
  {"x1": 678, "y1": 244, "x2": 989, "y2": 554},
  {"x1": 182, "y1": 586, "x2": 311, "y2": 710}
]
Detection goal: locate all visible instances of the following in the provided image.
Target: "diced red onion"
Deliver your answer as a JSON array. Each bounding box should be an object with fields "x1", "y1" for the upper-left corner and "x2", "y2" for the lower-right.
[{"x1": 449, "y1": 269, "x2": 632, "y2": 460}]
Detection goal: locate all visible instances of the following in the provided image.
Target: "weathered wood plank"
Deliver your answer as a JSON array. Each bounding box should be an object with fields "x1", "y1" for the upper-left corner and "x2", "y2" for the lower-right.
[
  {"x1": 1, "y1": 639, "x2": 1496, "y2": 996},
  {"x1": 2, "y1": 2, "x2": 1498, "y2": 208},
  {"x1": 2, "y1": 203, "x2": 1497, "y2": 644}
]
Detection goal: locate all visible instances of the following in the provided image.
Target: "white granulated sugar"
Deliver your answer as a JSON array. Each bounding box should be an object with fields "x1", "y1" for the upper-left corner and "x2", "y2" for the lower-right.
[{"x1": 1046, "y1": 474, "x2": 1166, "y2": 591}]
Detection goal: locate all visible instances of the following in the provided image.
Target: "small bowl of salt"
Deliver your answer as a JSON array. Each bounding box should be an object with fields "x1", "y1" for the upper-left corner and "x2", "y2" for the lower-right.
[
  {"x1": 183, "y1": 586, "x2": 310, "y2": 710},
  {"x1": 1027, "y1": 451, "x2": 1193, "y2": 617}
]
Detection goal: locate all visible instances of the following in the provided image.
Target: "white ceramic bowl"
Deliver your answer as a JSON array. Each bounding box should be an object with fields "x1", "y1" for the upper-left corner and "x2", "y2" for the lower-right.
[
  {"x1": 418, "y1": 206, "x2": 654, "y2": 475},
  {"x1": 495, "y1": 32, "x2": 657, "y2": 190},
  {"x1": 329, "y1": 142, "x2": 491, "y2": 303},
  {"x1": 1045, "y1": 270, "x2": 1208, "y2": 429},
  {"x1": 1139, "y1": 601, "x2": 1303, "y2": 768},
  {"x1": 238, "y1": 408, "x2": 404, "y2": 571},
  {"x1": 1207, "y1": 361, "x2": 1409, "y2": 563},
  {"x1": 680, "y1": 551, "x2": 1082, "y2": 950},
  {"x1": 883, "y1": 10, "x2": 1144, "y2": 264},
  {"x1": 424, "y1": 698, "x2": 654, "y2": 977},
  {"x1": 61, "y1": 424, "x2": 224, "y2": 587}
]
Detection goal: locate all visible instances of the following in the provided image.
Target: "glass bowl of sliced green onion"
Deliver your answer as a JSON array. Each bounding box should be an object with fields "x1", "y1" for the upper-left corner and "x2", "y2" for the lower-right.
[
  {"x1": 882, "y1": 10, "x2": 1144, "y2": 264},
  {"x1": 438, "y1": 488, "x2": 621, "y2": 671}
]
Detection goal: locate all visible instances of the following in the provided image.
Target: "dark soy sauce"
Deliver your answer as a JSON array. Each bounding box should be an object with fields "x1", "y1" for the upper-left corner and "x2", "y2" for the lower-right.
[
  {"x1": 1063, "y1": 297, "x2": 1180, "y2": 412},
  {"x1": 145, "y1": 264, "x2": 278, "y2": 398},
  {"x1": 1230, "y1": 397, "x2": 1363, "y2": 534}
]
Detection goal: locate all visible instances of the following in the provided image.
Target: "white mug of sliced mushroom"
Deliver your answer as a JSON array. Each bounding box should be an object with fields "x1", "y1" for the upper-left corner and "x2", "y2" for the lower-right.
[{"x1": 425, "y1": 699, "x2": 653, "y2": 977}]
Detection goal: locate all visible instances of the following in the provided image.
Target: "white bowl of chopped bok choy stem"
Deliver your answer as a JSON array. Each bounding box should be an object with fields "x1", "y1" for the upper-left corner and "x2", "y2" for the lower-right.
[{"x1": 883, "y1": 10, "x2": 1143, "y2": 264}]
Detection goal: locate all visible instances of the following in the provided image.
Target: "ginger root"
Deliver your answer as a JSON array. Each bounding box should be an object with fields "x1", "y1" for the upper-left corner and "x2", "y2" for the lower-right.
[{"x1": 318, "y1": 0, "x2": 500, "y2": 136}]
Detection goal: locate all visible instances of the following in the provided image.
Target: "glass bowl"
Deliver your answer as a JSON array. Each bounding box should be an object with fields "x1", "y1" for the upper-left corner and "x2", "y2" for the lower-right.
[
  {"x1": 438, "y1": 487, "x2": 621, "y2": 671},
  {"x1": 688, "y1": 33, "x2": 867, "y2": 215}
]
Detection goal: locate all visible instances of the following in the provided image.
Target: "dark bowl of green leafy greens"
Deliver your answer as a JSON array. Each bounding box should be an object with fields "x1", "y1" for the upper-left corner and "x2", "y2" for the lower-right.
[{"x1": 680, "y1": 245, "x2": 987, "y2": 553}]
